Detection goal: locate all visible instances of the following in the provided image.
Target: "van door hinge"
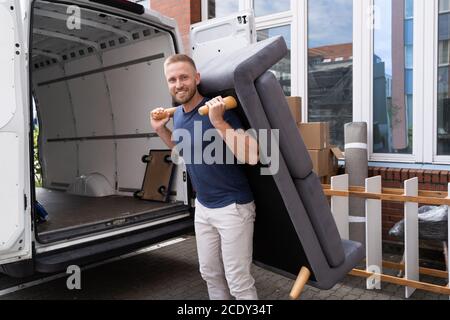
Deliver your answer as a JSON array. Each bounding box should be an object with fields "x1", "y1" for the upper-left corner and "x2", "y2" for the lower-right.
[{"x1": 24, "y1": 194, "x2": 28, "y2": 210}]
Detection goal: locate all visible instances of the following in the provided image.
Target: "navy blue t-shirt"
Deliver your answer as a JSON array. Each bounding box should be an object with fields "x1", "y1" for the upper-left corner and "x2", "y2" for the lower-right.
[{"x1": 172, "y1": 97, "x2": 254, "y2": 209}]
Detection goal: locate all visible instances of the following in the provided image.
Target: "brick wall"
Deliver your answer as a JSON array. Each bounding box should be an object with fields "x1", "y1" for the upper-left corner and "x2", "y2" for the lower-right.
[
  {"x1": 151, "y1": 0, "x2": 201, "y2": 55},
  {"x1": 367, "y1": 167, "x2": 450, "y2": 245}
]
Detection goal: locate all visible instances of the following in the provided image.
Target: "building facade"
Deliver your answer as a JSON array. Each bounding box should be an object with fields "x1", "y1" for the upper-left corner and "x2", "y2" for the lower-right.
[{"x1": 138, "y1": 0, "x2": 450, "y2": 256}]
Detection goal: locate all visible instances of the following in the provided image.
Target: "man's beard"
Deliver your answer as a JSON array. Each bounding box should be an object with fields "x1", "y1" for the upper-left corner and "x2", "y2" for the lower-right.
[{"x1": 173, "y1": 86, "x2": 197, "y2": 105}]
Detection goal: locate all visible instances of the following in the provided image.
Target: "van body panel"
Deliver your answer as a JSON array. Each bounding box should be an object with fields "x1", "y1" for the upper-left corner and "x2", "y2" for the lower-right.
[
  {"x1": 0, "y1": 134, "x2": 23, "y2": 251},
  {"x1": 0, "y1": 0, "x2": 32, "y2": 265},
  {"x1": 35, "y1": 216, "x2": 194, "y2": 273},
  {"x1": 1, "y1": 0, "x2": 191, "y2": 273},
  {"x1": 0, "y1": 4, "x2": 17, "y2": 129}
]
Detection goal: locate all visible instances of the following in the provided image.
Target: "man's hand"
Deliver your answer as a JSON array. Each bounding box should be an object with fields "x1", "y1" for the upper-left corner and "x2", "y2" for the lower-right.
[
  {"x1": 150, "y1": 108, "x2": 170, "y2": 133},
  {"x1": 150, "y1": 108, "x2": 175, "y2": 149},
  {"x1": 206, "y1": 96, "x2": 226, "y2": 128},
  {"x1": 206, "y1": 97, "x2": 259, "y2": 165}
]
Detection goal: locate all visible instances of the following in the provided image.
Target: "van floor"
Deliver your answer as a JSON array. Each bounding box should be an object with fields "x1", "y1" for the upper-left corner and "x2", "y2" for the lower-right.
[{"x1": 35, "y1": 188, "x2": 185, "y2": 237}]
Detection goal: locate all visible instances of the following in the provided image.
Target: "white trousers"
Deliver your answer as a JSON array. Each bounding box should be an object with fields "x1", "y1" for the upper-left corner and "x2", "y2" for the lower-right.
[{"x1": 194, "y1": 199, "x2": 258, "y2": 300}]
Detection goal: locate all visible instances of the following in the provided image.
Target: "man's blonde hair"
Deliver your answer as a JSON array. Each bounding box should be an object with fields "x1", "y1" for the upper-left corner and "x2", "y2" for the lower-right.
[{"x1": 164, "y1": 54, "x2": 197, "y2": 71}]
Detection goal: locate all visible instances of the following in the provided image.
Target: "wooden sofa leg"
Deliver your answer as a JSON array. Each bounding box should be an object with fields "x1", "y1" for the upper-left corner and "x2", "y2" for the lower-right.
[{"x1": 289, "y1": 267, "x2": 311, "y2": 300}]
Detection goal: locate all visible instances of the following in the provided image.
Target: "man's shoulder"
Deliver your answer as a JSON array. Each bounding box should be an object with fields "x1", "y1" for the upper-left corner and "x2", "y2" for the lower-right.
[
  {"x1": 173, "y1": 105, "x2": 183, "y2": 117},
  {"x1": 172, "y1": 105, "x2": 184, "y2": 128}
]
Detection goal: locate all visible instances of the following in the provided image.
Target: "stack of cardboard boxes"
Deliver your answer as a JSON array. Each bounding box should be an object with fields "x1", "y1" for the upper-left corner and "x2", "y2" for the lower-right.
[{"x1": 286, "y1": 97, "x2": 342, "y2": 184}]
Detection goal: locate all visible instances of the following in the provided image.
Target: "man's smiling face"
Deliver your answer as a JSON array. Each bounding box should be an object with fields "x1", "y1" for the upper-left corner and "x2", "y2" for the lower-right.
[{"x1": 165, "y1": 61, "x2": 200, "y2": 105}]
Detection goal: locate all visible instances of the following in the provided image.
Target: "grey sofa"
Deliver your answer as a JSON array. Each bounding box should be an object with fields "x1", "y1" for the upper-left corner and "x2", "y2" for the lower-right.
[{"x1": 198, "y1": 36, "x2": 364, "y2": 290}]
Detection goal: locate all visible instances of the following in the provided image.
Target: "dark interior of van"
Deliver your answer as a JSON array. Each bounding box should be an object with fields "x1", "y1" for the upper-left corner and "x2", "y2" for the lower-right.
[{"x1": 30, "y1": 0, "x2": 192, "y2": 244}]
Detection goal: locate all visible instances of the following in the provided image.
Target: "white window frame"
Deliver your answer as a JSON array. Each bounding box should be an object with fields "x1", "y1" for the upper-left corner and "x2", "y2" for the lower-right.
[
  {"x1": 428, "y1": 0, "x2": 450, "y2": 164},
  {"x1": 423, "y1": 0, "x2": 437, "y2": 163},
  {"x1": 353, "y1": 0, "x2": 425, "y2": 163},
  {"x1": 255, "y1": 12, "x2": 295, "y2": 96}
]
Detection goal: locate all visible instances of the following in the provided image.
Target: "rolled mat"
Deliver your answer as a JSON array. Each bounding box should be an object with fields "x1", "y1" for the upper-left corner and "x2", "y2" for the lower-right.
[{"x1": 345, "y1": 122, "x2": 368, "y2": 246}]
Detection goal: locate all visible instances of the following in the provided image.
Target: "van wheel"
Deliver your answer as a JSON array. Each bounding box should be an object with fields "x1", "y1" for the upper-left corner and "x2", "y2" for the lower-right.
[
  {"x1": 164, "y1": 155, "x2": 172, "y2": 163},
  {"x1": 158, "y1": 186, "x2": 167, "y2": 196},
  {"x1": 142, "y1": 155, "x2": 151, "y2": 163},
  {"x1": 134, "y1": 190, "x2": 144, "y2": 198}
]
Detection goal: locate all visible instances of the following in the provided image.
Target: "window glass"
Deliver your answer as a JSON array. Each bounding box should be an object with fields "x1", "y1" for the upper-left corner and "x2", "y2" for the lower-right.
[
  {"x1": 253, "y1": 0, "x2": 290, "y2": 17},
  {"x1": 208, "y1": 0, "x2": 239, "y2": 19},
  {"x1": 440, "y1": 0, "x2": 450, "y2": 13},
  {"x1": 373, "y1": 0, "x2": 413, "y2": 154},
  {"x1": 257, "y1": 25, "x2": 292, "y2": 96},
  {"x1": 307, "y1": 0, "x2": 353, "y2": 149}
]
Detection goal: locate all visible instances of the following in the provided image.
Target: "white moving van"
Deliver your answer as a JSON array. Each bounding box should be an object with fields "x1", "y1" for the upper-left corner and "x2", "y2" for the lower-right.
[
  {"x1": 0, "y1": 0, "x2": 196, "y2": 277},
  {"x1": 1, "y1": 0, "x2": 255, "y2": 278}
]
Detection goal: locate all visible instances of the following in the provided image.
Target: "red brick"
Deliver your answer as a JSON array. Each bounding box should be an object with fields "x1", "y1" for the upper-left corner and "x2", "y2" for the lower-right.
[
  {"x1": 384, "y1": 209, "x2": 403, "y2": 216},
  {"x1": 431, "y1": 170, "x2": 441, "y2": 184},
  {"x1": 191, "y1": 0, "x2": 201, "y2": 24},
  {"x1": 440, "y1": 171, "x2": 449, "y2": 184},
  {"x1": 383, "y1": 201, "x2": 403, "y2": 210},
  {"x1": 370, "y1": 167, "x2": 378, "y2": 177},
  {"x1": 408, "y1": 169, "x2": 418, "y2": 180},
  {"x1": 415, "y1": 170, "x2": 424, "y2": 183},
  {"x1": 379, "y1": 167, "x2": 387, "y2": 179},
  {"x1": 386, "y1": 168, "x2": 395, "y2": 180},
  {"x1": 392, "y1": 181, "x2": 402, "y2": 188},
  {"x1": 152, "y1": 0, "x2": 193, "y2": 54},
  {"x1": 393, "y1": 168, "x2": 402, "y2": 181},
  {"x1": 401, "y1": 169, "x2": 409, "y2": 182},
  {"x1": 388, "y1": 213, "x2": 404, "y2": 221},
  {"x1": 423, "y1": 170, "x2": 433, "y2": 183},
  {"x1": 383, "y1": 181, "x2": 396, "y2": 188},
  {"x1": 422, "y1": 183, "x2": 434, "y2": 191}
]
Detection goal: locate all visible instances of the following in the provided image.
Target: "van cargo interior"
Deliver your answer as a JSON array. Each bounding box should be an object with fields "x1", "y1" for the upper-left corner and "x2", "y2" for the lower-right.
[{"x1": 31, "y1": 0, "x2": 189, "y2": 244}]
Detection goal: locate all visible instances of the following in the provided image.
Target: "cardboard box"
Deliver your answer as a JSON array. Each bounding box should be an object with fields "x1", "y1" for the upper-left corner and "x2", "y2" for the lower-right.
[
  {"x1": 308, "y1": 149, "x2": 329, "y2": 177},
  {"x1": 309, "y1": 147, "x2": 342, "y2": 179},
  {"x1": 329, "y1": 146, "x2": 343, "y2": 175},
  {"x1": 286, "y1": 96, "x2": 302, "y2": 123},
  {"x1": 321, "y1": 147, "x2": 344, "y2": 184},
  {"x1": 298, "y1": 122, "x2": 329, "y2": 150}
]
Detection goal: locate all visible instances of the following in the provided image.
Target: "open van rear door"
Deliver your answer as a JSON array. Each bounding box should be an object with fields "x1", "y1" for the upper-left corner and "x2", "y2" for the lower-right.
[
  {"x1": 190, "y1": 9, "x2": 255, "y2": 69},
  {"x1": 0, "y1": 0, "x2": 32, "y2": 265}
]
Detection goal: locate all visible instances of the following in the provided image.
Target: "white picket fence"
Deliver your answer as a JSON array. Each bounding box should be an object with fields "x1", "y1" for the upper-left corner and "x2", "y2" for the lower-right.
[{"x1": 326, "y1": 174, "x2": 450, "y2": 298}]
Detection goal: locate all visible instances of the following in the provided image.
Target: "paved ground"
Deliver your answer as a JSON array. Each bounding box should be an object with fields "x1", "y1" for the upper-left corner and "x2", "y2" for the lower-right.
[{"x1": 0, "y1": 235, "x2": 448, "y2": 300}]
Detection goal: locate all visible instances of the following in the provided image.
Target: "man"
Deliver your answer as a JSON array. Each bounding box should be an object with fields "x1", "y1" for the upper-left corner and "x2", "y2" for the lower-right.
[{"x1": 150, "y1": 54, "x2": 259, "y2": 300}]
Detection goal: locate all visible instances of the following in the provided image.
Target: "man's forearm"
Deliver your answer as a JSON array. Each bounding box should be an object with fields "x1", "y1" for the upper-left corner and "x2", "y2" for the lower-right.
[
  {"x1": 214, "y1": 121, "x2": 259, "y2": 165},
  {"x1": 156, "y1": 126, "x2": 175, "y2": 149}
]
